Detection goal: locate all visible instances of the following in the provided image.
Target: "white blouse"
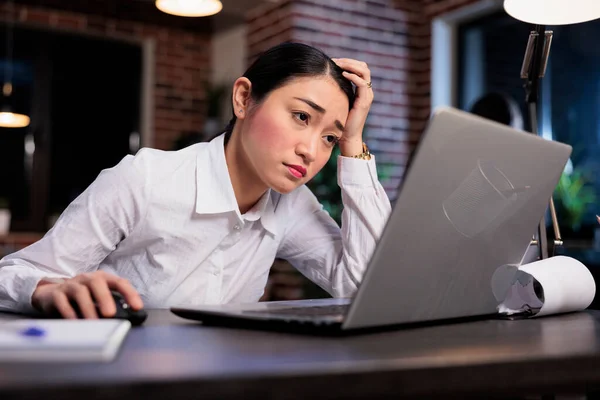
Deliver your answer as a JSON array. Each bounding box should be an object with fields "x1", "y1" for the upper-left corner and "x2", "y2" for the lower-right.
[{"x1": 0, "y1": 134, "x2": 392, "y2": 312}]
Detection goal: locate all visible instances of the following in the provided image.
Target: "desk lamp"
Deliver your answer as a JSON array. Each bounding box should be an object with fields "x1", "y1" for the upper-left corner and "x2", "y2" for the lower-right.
[{"x1": 503, "y1": 0, "x2": 600, "y2": 260}]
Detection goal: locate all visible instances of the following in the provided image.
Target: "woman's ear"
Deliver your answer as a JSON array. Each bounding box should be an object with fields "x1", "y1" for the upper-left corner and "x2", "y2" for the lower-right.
[{"x1": 232, "y1": 77, "x2": 252, "y2": 120}]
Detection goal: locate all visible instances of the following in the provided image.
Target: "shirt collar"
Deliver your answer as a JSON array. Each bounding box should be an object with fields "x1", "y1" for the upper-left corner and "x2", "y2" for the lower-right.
[
  {"x1": 195, "y1": 133, "x2": 279, "y2": 236},
  {"x1": 244, "y1": 190, "x2": 279, "y2": 236}
]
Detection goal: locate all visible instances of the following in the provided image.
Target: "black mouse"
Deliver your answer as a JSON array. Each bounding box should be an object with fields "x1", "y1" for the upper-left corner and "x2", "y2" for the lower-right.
[{"x1": 69, "y1": 290, "x2": 148, "y2": 326}]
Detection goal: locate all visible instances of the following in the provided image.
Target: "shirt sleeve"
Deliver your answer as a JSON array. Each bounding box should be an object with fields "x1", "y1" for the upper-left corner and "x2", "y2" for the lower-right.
[
  {"x1": 276, "y1": 155, "x2": 392, "y2": 298},
  {"x1": 0, "y1": 152, "x2": 150, "y2": 313}
]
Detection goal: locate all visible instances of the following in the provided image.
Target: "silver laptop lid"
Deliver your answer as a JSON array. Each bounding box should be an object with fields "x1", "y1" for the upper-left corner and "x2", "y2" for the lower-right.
[{"x1": 343, "y1": 107, "x2": 572, "y2": 330}]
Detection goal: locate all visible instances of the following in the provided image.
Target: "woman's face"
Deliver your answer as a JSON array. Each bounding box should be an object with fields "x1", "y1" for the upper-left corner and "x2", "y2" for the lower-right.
[{"x1": 240, "y1": 76, "x2": 349, "y2": 194}]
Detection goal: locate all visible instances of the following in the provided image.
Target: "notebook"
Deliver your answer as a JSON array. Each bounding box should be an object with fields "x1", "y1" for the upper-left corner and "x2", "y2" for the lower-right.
[{"x1": 0, "y1": 319, "x2": 131, "y2": 362}]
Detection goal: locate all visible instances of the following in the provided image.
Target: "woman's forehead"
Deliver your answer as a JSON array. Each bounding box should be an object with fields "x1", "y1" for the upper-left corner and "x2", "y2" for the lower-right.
[
  {"x1": 272, "y1": 76, "x2": 349, "y2": 107},
  {"x1": 279, "y1": 75, "x2": 343, "y2": 91}
]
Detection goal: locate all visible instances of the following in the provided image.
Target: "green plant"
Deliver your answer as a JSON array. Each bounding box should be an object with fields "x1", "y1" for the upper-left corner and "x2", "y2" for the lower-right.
[
  {"x1": 205, "y1": 82, "x2": 227, "y2": 119},
  {"x1": 553, "y1": 168, "x2": 597, "y2": 232},
  {"x1": 307, "y1": 144, "x2": 394, "y2": 225},
  {"x1": 0, "y1": 198, "x2": 8, "y2": 209},
  {"x1": 307, "y1": 147, "x2": 343, "y2": 223}
]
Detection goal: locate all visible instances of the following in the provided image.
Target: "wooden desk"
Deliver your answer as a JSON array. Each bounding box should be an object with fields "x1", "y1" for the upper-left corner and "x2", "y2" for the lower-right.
[{"x1": 1, "y1": 310, "x2": 600, "y2": 399}]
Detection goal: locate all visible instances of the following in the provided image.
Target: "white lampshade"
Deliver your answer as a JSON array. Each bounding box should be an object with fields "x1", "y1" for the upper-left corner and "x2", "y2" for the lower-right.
[
  {"x1": 155, "y1": 0, "x2": 223, "y2": 17},
  {"x1": 0, "y1": 111, "x2": 30, "y2": 128},
  {"x1": 504, "y1": 0, "x2": 600, "y2": 25}
]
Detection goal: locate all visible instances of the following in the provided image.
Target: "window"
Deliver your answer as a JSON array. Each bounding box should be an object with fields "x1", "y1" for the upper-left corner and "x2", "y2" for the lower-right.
[
  {"x1": 0, "y1": 25, "x2": 142, "y2": 232},
  {"x1": 458, "y1": 11, "x2": 600, "y2": 244}
]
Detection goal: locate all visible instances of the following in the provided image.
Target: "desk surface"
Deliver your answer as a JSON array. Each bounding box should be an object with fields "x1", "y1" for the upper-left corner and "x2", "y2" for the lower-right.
[{"x1": 1, "y1": 309, "x2": 600, "y2": 399}]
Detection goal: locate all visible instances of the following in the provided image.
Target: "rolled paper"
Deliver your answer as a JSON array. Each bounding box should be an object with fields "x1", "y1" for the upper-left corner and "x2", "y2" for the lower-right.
[{"x1": 497, "y1": 256, "x2": 596, "y2": 317}]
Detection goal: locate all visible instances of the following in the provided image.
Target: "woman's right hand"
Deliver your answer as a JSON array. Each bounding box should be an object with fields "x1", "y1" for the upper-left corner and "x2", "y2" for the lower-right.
[{"x1": 31, "y1": 271, "x2": 143, "y2": 319}]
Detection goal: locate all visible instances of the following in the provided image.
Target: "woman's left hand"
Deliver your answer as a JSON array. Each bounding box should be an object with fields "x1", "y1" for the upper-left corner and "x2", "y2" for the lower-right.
[{"x1": 331, "y1": 57, "x2": 374, "y2": 157}]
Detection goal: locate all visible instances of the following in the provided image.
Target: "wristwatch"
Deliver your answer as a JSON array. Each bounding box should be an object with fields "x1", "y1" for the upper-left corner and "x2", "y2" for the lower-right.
[{"x1": 352, "y1": 142, "x2": 371, "y2": 160}]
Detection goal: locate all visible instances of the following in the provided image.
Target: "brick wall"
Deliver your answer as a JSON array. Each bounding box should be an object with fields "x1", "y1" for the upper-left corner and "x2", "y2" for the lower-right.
[
  {"x1": 247, "y1": 0, "x2": 480, "y2": 197},
  {"x1": 0, "y1": 0, "x2": 485, "y2": 182},
  {"x1": 0, "y1": 3, "x2": 211, "y2": 150}
]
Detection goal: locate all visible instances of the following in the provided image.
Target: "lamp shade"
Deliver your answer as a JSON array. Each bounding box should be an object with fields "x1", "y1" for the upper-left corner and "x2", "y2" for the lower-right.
[
  {"x1": 0, "y1": 110, "x2": 30, "y2": 128},
  {"x1": 504, "y1": 0, "x2": 600, "y2": 25},
  {"x1": 0, "y1": 83, "x2": 30, "y2": 128},
  {"x1": 155, "y1": 0, "x2": 222, "y2": 17}
]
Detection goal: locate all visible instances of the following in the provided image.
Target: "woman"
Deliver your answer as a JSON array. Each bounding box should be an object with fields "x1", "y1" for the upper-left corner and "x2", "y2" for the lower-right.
[{"x1": 0, "y1": 42, "x2": 391, "y2": 319}]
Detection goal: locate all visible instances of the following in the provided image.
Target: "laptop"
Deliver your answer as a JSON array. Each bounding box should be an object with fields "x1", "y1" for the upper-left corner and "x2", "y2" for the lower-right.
[{"x1": 171, "y1": 106, "x2": 572, "y2": 334}]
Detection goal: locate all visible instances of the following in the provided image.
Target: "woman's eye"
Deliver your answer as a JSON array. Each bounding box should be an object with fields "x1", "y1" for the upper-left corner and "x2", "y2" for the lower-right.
[
  {"x1": 293, "y1": 112, "x2": 309, "y2": 124},
  {"x1": 324, "y1": 135, "x2": 340, "y2": 146}
]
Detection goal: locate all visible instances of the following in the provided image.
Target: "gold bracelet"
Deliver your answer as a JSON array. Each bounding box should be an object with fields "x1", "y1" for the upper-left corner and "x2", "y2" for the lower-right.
[{"x1": 352, "y1": 142, "x2": 371, "y2": 160}]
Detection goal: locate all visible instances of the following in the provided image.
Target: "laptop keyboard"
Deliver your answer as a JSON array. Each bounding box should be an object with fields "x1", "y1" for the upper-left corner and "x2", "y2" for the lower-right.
[{"x1": 244, "y1": 304, "x2": 349, "y2": 318}]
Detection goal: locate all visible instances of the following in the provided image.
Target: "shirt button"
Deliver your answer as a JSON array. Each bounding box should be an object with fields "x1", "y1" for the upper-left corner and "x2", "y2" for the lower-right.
[{"x1": 233, "y1": 224, "x2": 241, "y2": 231}]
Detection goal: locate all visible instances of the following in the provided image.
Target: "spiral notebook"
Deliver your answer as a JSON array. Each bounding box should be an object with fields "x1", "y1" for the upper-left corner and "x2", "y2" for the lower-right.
[{"x1": 0, "y1": 319, "x2": 131, "y2": 362}]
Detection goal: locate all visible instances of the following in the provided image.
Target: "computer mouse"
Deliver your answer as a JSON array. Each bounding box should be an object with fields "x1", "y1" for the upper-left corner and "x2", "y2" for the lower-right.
[{"x1": 70, "y1": 290, "x2": 148, "y2": 326}]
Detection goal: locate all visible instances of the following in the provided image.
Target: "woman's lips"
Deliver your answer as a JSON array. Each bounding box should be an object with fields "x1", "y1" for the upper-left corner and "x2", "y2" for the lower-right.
[{"x1": 285, "y1": 164, "x2": 307, "y2": 178}]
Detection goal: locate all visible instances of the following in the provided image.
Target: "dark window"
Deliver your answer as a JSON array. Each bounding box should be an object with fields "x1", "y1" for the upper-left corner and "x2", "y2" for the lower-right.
[
  {"x1": 0, "y1": 25, "x2": 142, "y2": 232},
  {"x1": 458, "y1": 11, "x2": 600, "y2": 244}
]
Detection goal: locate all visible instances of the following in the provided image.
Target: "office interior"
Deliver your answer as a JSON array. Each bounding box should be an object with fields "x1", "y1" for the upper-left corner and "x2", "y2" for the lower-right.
[{"x1": 1, "y1": 0, "x2": 598, "y2": 302}]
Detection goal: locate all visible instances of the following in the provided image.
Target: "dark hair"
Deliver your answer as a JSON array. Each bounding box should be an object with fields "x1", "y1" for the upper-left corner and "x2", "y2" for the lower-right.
[
  {"x1": 469, "y1": 92, "x2": 523, "y2": 128},
  {"x1": 221, "y1": 42, "x2": 355, "y2": 144}
]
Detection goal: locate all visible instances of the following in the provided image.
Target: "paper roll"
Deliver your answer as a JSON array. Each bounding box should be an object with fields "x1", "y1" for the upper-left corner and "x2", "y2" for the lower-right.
[{"x1": 498, "y1": 256, "x2": 596, "y2": 317}]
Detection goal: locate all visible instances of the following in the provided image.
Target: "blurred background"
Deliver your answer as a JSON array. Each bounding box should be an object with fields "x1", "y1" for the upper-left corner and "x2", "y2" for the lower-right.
[{"x1": 0, "y1": 0, "x2": 599, "y2": 300}]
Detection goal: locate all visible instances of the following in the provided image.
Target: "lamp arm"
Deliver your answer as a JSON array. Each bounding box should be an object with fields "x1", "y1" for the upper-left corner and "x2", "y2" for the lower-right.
[{"x1": 521, "y1": 24, "x2": 563, "y2": 259}]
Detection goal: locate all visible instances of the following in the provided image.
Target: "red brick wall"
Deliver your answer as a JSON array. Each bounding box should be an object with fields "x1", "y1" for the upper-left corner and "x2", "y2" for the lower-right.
[
  {"x1": 0, "y1": 3, "x2": 211, "y2": 150},
  {"x1": 247, "y1": 1, "x2": 295, "y2": 60},
  {"x1": 0, "y1": 0, "x2": 483, "y2": 177},
  {"x1": 423, "y1": 0, "x2": 481, "y2": 17},
  {"x1": 247, "y1": 0, "x2": 480, "y2": 197}
]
